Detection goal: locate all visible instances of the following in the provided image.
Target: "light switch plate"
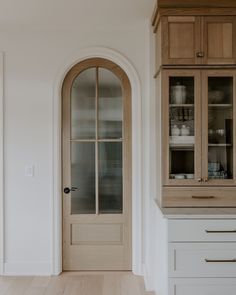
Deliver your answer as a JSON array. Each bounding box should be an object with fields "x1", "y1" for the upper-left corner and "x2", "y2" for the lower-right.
[{"x1": 25, "y1": 165, "x2": 34, "y2": 177}]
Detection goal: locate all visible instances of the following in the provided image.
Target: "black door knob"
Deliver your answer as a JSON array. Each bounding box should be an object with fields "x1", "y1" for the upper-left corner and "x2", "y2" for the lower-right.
[
  {"x1": 64, "y1": 187, "x2": 71, "y2": 194},
  {"x1": 63, "y1": 187, "x2": 78, "y2": 194}
]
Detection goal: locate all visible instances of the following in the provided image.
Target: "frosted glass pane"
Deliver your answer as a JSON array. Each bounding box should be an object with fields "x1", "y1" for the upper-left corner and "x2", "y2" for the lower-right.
[
  {"x1": 208, "y1": 77, "x2": 233, "y2": 179},
  {"x1": 71, "y1": 68, "x2": 96, "y2": 139},
  {"x1": 99, "y1": 142, "x2": 123, "y2": 214},
  {"x1": 98, "y1": 68, "x2": 123, "y2": 139},
  {"x1": 71, "y1": 143, "x2": 95, "y2": 214}
]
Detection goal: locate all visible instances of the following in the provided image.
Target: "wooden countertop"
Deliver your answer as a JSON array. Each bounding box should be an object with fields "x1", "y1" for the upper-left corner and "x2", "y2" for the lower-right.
[{"x1": 155, "y1": 199, "x2": 236, "y2": 218}]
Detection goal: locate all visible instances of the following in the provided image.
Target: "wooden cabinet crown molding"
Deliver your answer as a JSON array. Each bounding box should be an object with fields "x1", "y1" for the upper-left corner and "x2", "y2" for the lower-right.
[
  {"x1": 158, "y1": 0, "x2": 236, "y2": 8},
  {"x1": 152, "y1": 2, "x2": 236, "y2": 29}
]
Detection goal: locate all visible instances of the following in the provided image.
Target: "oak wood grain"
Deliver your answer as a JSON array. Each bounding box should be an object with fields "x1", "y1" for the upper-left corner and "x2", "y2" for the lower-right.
[
  {"x1": 62, "y1": 58, "x2": 132, "y2": 271},
  {"x1": 0, "y1": 272, "x2": 154, "y2": 295},
  {"x1": 162, "y1": 187, "x2": 236, "y2": 208}
]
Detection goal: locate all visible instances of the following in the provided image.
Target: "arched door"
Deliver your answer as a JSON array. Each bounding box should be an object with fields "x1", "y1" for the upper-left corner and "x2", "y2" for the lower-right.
[{"x1": 62, "y1": 58, "x2": 132, "y2": 270}]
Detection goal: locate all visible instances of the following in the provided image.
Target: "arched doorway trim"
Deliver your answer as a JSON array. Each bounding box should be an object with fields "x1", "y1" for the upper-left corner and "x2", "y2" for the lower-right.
[{"x1": 52, "y1": 47, "x2": 143, "y2": 275}]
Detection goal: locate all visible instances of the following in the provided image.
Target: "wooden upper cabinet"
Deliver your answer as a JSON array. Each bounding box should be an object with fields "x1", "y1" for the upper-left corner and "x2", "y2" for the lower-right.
[
  {"x1": 162, "y1": 69, "x2": 236, "y2": 188},
  {"x1": 162, "y1": 16, "x2": 201, "y2": 65},
  {"x1": 203, "y1": 17, "x2": 236, "y2": 64},
  {"x1": 158, "y1": 15, "x2": 236, "y2": 67}
]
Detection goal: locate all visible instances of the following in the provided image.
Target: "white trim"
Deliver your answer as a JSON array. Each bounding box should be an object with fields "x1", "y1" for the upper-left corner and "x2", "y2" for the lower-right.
[
  {"x1": 52, "y1": 47, "x2": 143, "y2": 275},
  {"x1": 143, "y1": 263, "x2": 155, "y2": 292},
  {"x1": 0, "y1": 52, "x2": 4, "y2": 275},
  {"x1": 4, "y1": 262, "x2": 51, "y2": 276}
]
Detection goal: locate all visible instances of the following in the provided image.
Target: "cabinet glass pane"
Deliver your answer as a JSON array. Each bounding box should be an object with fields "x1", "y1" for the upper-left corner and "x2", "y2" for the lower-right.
[
  {"x1": 71, "y1": 143, "x2": 96, "y2": 214},
  {"x1": 98, "y1": 142, "x2": 122, "y2": 214},
  {"x1": 208, "y1": 77, "x2": 233, "y2": 179},
  {"x1": 71, "y1": 68, "x2": 96, "y2": 139},
  {"x1": 98, "y1": 68, "x2": 123, "y2": 139},
  {"x1": 169, "y1": 77, "x2": 195, "y2": 180}
]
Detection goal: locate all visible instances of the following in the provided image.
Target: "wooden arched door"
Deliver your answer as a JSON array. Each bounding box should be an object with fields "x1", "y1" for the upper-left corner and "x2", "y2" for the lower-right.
[{"x1": 62, "y1": 58, "x2": 132, "y2": 270}]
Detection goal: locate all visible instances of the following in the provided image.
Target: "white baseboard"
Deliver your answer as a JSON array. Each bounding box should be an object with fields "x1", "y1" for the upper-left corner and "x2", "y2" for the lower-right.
[
  {"x1": 0, "y1": 259, "x2": 3, "y2": 275},
  {"x1": 4, "y1": 262, "x2": 51, "y2": 276},
  {"x1": 143, "y1": 263, "x2": 155, "y2": 293}
]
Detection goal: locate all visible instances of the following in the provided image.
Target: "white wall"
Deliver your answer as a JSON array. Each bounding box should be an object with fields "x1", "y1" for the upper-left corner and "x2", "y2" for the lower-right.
[
  {"x1": 142, "y1": 23, "x2": 168, "y2": 295},
  {"x1": 1, "y1": 21, "x2": 150, "y2": 275}
]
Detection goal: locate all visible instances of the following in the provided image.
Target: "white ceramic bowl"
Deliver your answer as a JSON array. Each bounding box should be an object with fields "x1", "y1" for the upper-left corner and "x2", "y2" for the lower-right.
[{"x1": 174, "y1": 174, "x2": 185, "y2": 179}]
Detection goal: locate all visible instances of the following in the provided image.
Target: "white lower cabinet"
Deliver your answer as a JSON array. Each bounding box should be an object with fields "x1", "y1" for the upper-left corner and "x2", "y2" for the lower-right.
[
  {"x1": 167, "y1": 218, "x2": 236, "y2": 295},
  {"x1": 169, "y1": 278, "x2": 236, "y2": 295}
]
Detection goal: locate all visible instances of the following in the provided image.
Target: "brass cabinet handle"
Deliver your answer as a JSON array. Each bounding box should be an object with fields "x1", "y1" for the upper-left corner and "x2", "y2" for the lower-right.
[
  {"x1": 196, "y1": 51, "x2": 204, "y2": 58},
  {"x1": 205, "y1": 259, "x2": 236, "y2": 263},
  {"x1": 192, "y1": 195, "x2": 215, "y2": 199},
  {"x1": 206, "y1": 230, "x2": 236, "y2": 233}
]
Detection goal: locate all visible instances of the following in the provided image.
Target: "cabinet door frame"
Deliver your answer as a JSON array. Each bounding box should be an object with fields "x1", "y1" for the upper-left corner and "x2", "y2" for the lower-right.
[
  {"x1": 162, "y1": 69, "x2": 202, "y2": 186},
  {"x1": 201, "y1": 69, "x2": 236, "y2": 186},
  {"x1": 202, "y1": 16, "x2": 236, "y2": 65},
  {"x1": 162, "y1": 16, "x2": 201, "y2": 65}
]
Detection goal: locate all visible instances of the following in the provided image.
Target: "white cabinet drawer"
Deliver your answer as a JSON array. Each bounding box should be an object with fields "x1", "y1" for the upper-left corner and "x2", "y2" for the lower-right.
[
  {"x1": 169, "y1": 243, "x2": 236, "y2": 277},
  {"x1": 169, "y1": 278, "x2": 236, "y2": 295},
  {"x1": 168, "y1": 219, "x2": 236, "y2": 242}
]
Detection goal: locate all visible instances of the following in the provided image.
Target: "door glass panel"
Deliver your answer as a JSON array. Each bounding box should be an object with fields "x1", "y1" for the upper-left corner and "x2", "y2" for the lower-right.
[
  {"x1": 71, "y1": 68, "x2": 96, "y2": 139},
  {"x1": 98, "y1": 68, "x2": 123, "y2": 139},
  {"x1": 71, "y1": 142, "x2": 96, "y2": 214},
  {"x1": 98, "y1": 142, "x2": 123, "y2": 214},
  {"x1": 208, "y1": 77, "x2": 233, "y2": 179},
  {"x1": 169, "y1": 77, "x2": 195, "y2": 180}
]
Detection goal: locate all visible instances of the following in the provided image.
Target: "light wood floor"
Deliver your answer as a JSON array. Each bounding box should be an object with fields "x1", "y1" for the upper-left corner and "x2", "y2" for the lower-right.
[{"x1": 0, "y1": 272, "x2": 154, "y2": 295}]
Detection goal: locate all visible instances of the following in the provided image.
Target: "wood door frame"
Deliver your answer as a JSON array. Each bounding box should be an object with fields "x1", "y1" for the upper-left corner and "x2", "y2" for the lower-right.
[
  {"x1": 52, "y1": 47, "x2": 143, "y2": 275},
  {"x1": 62, "y1": 58, "x2": 132, "y2": 270}
]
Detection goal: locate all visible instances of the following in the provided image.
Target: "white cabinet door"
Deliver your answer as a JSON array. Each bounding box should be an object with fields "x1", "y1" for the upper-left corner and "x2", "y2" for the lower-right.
[
  {"x1": 169, "y1": 278, "x2": 236, "y2": 295},
  {"x1": 168, "y1": 219, "x2": 236, "y2": 242},
  {"x1": 169, "y1": 243, "x2": 236, "y2": 277}
]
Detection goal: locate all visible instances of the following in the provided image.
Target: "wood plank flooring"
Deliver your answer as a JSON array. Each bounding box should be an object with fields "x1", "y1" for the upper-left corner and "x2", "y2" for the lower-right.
[{"x1": 0, "y1": 272, "x2": 154, "y2": 295}]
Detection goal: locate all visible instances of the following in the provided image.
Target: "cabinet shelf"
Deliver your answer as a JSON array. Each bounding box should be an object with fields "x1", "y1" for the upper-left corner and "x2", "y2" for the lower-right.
[
  {"x1": 170, "y1": 104, "x2": 194, "y2": 107},
  {"x1": 208, "y1": 104, "x2": 232, "y2": 107},
  {"x1": 170, "y1": 145, "x2": 194, "y2": 151},
  {"x1": 170, "y1": 136, "x2": 195, "y2": 145},
  {"x1": 208, "y1": 143, "x2": 232, "y2": 147}
]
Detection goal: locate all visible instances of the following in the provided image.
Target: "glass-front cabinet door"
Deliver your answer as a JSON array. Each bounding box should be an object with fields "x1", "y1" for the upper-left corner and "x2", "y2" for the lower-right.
[
  {"x1": 163, "y1": 70, "x2": 201, "y2": 185},
  {"x1": 202, "y1": 70, "x2": 236, "y2": 185}
]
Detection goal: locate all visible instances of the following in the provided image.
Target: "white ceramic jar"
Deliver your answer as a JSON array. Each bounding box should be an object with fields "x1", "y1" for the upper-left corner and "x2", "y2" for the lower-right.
[
  {"x1": 180, "y1": 125, "x2": 190, "y2": 136},
  {"x1": 171, "y1": 83, "x2": 187, "y2": 104},
  {"x1": 171, "y1": 125, "x2": 180, "y2": 136}
]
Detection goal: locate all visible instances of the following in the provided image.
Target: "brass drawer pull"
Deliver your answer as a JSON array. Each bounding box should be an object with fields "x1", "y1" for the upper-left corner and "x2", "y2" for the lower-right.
[
  {"x1": 206, "y1": 230, "x2": 236, "y2": 233},
  {"x1": 192, "y1": 196, "x2": 215, "y2": 199},
  {"x1": 205, "y1": 259, "x2": 236, "y2": 263}
]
